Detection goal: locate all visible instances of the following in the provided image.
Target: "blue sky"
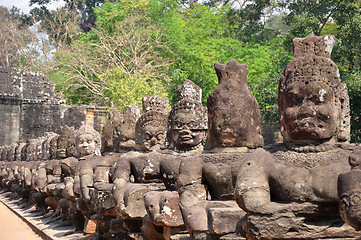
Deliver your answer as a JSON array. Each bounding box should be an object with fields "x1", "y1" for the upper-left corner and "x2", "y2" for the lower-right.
[{"x1": 0, "y1": 0, "x2": 64, "y2": 13}]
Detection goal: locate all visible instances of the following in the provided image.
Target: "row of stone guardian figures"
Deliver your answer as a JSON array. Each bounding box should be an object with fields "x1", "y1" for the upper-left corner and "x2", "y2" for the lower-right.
[{"x1": 1, "y1": 34, "x2": 361, "y2": 240}]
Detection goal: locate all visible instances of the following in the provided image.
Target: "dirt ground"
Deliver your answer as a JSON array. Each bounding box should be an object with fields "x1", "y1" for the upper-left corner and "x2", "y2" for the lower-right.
[{"x1": 0, "y1": 201, "x2": 43, "y2": 240}]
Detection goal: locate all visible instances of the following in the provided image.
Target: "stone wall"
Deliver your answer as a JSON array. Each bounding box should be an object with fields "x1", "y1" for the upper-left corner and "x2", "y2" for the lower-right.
[{"x1": 0, "y1": 67, "x2": 109, "y2": 146}]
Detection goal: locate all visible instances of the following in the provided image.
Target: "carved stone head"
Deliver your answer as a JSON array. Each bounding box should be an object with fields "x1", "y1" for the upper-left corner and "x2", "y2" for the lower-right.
[
  {"x1": 206, "y1": 59, "x2": 264, "y2": 150},
  {"x1": 75, "y1": 121, "x2": 101, "y2": 156},
  {"x1": 26, "y1": 139, "x2": 38, "y2": 161},
  {"x1": 135, "y1": 96, "x2": 168, "y2": 151},
  {"x1": 116, "y1": 105, "x2": 140, "y2": 152},
  {"x1": 49, "y1": 135, "x2": 58, "y2": 159},
  {"x1": 7, "y1": 143, "x2": 17, "y2": 161},
  {"x1": 169, "y1": 80, "x2": 207, "y2": 151},
  {"x1": 42, "y1": 132, "x2": 58, "y2": 160},
  {"x1": 57, "y1": 126, "x2": 76, "y2": 159},
  {"x1": 279, "y1": 34, "x2": 350, "y2": 142},
  {"x1": 15, "y1": 141, "x2": 26, "y2": 161}
]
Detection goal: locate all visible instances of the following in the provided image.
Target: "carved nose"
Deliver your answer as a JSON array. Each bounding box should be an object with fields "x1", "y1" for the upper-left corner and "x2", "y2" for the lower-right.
[
  {"x1": 179, "y1": 129, "x2": 192, "y2": 135},
  {"x1": 151, "y1": 137, "x2": 158, "y2": 145},
  {"x1": 299, "y1": 102, "x2": 316, "y2": 117}
]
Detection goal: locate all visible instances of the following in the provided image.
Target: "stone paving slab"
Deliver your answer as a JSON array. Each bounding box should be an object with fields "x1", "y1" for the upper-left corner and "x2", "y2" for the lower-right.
[{"x1": 0, "y1": 191, "x2": 94, "y2": 240}]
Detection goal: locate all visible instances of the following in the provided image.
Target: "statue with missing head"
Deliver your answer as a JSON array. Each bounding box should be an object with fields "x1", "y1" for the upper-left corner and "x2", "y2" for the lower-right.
[{"x1": 235, "y1": 34, "x2": 358, "y2": 239}]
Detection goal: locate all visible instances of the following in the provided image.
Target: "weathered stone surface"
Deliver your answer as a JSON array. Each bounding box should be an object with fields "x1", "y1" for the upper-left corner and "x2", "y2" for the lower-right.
[
  {"x1": 83, "y1": 219, "x2": 97, "y2": 234},
  {"x1": 144, "y1": 191, "x2": 184, "y2": 227},
  {"x1": 56, "y1": 125, "x2": 76, "y2": 159},
  {"x1": 0, "y1": 66, "x2": 109, "y2": 146},
  {"x1": 101, "y1": 110, "x2": 123, "y2": 154},
  {"x1": 243, "y1": 213, "x2": 358, "y2": 240},
  {"x1": 121, "y1": 183, "x2": 165, "y2": 219},
  {"x1": 116, "y1": 105, "x2": 140, "y2": 152},
  {"x1": 205, "y1": 59, "x2": 263, "y2": 150},
  {"x1": 90, "y1": 186, "x2": 115, "y2": 212},
  {"x1": 208, "y1": 202, "x2": 245, "y2": 235}
]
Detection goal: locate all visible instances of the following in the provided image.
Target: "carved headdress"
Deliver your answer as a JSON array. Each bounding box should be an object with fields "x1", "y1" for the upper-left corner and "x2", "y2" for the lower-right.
[
  {"x1": 135, "y1": 96, "x2": 168, "y2": 132},
  {"x1": 170, "y1": 80, "x2": 207, "y2": 130},
  {"x1": 278, "y1": 34, "x2": 350, "y2": 142},
  {"x1": 135, "y1": 96, "x2": 168, "y2": 150},
  {"x1": 168, "y1": 80, "x2": 208, "y2": 152},
  {"x1": 76, "y1": 121, "x2": 101, "y2": 156}
]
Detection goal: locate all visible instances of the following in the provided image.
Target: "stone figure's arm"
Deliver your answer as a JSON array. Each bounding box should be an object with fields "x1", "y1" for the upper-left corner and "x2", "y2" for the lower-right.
[
  {"x1": 235, "y1": 149, "x2": 298, "y2": 214},
  {"x1": 24, "y1": 167, "x2": 32, "y2": 187},
  {"x1": 236, "y1": 149, "x2": 321, "y2": 215},
  {"x1": 177, "y1": 156, "x2": 208, "y2": 233},
  {"x1": 47, "y1": 161, "x2": 61, "y2": 184},
  {"x1": 79, "y1": 160, "x2": 95, "y2": 202},
  {"x1": 64, "y1": 176, "x2": 75, "y2": 201},
  {"x1": 112, "y1": 157, "x2": 131, "y2": 211},
  {"x1": 31, "y1": 168, "x2": 38, "y2": 189}
]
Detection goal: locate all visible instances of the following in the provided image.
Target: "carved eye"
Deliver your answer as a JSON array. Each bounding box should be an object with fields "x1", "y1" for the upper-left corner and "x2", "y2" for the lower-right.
[
  {"x1": 188, "y1": 120, "x2": 196, "y2": 129},
  {"x1": 340, "y1": 196, "x2": 350, "y2": 208},
  {"x1": 157, "y1": 133, "x2": 164, "y2": 141},
  {"x1": 145, "y1": 132, "x2": 151, "y2": 140},
  {"x1": 350, "y1": 194, "x2": 361, "y2": 206}
]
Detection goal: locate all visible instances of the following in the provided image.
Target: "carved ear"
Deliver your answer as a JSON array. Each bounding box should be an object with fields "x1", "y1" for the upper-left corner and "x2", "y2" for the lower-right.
[{"x1": 349, "y1": 153, "x2": 360, "y2": 168}]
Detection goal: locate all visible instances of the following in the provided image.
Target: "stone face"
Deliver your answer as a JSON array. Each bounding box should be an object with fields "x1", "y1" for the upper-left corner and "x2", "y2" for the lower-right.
[
  {"x1": 41, "y1": 132, "x2": 58, "y2": 160},
  {"x1": 338, "y1": 151, "x2": 361, "y2": 230},
  {"x1": 135, "y1": 96, "x2": 168, "y2": 151},
  {"x1": 205, "y1": 59, "x2": 264, "y2": 150},
  {"x1": 168, "y1": 80, "x2": 207, "y2": 154},
  {"x1": 75, "y1": 121, "x2": 101, "y2": 157},
  {"x1": 278, "y1": 34, "x2": 350, "y2": 142},
  {"x1": 57, "y1": 126, "x2": 76, "y2": 159}
]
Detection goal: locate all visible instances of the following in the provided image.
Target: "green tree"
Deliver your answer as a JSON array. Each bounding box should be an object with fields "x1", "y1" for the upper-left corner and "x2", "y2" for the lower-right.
[{"x1": 52, "y1": 3, "x2": 170, "y2": 108}]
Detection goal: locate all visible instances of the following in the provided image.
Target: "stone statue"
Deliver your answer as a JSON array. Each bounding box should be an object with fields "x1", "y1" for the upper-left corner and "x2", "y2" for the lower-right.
[
  {"x1": 141, "y1": 80, "x2": 208, "y2": 239},
  {"x1": 205, "y1": 59, "x2": 264, "y2": 151},
  {"x1": 111, "y1": 96, "x2": 169, "y2": 239},
  {"x1": 15, "y1": 141, "x2": 27, "y2": 161},
  {"x1": 338, "y1": 151, "x2": 361, "y2": 230},
  {"x1": 177, "y1": 60, "x2": 264, "y2": 239},
  {"x1": 234, "y1": 34, "x2": 358, "y2": 239},
  {"x1": 115, "y1": 105, "x2": 140, "y2": 152},
  {"x1": 168, "y1": 80, "x2": 207, "y2": 155},
  {"x1": 101, "y1": 110, "x2": 123, "y2": 154},
  {"x1": 57, "y1": 125, "x2": 77, "y2": 159},
  {"x1": 42, "y1": 132, "x2": 59, "y2": 160}
]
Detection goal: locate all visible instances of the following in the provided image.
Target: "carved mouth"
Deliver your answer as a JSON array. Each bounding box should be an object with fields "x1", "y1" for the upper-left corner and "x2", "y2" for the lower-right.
[{"x1": 180, "y1": 136, "x2": 192, "y2": 141}]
